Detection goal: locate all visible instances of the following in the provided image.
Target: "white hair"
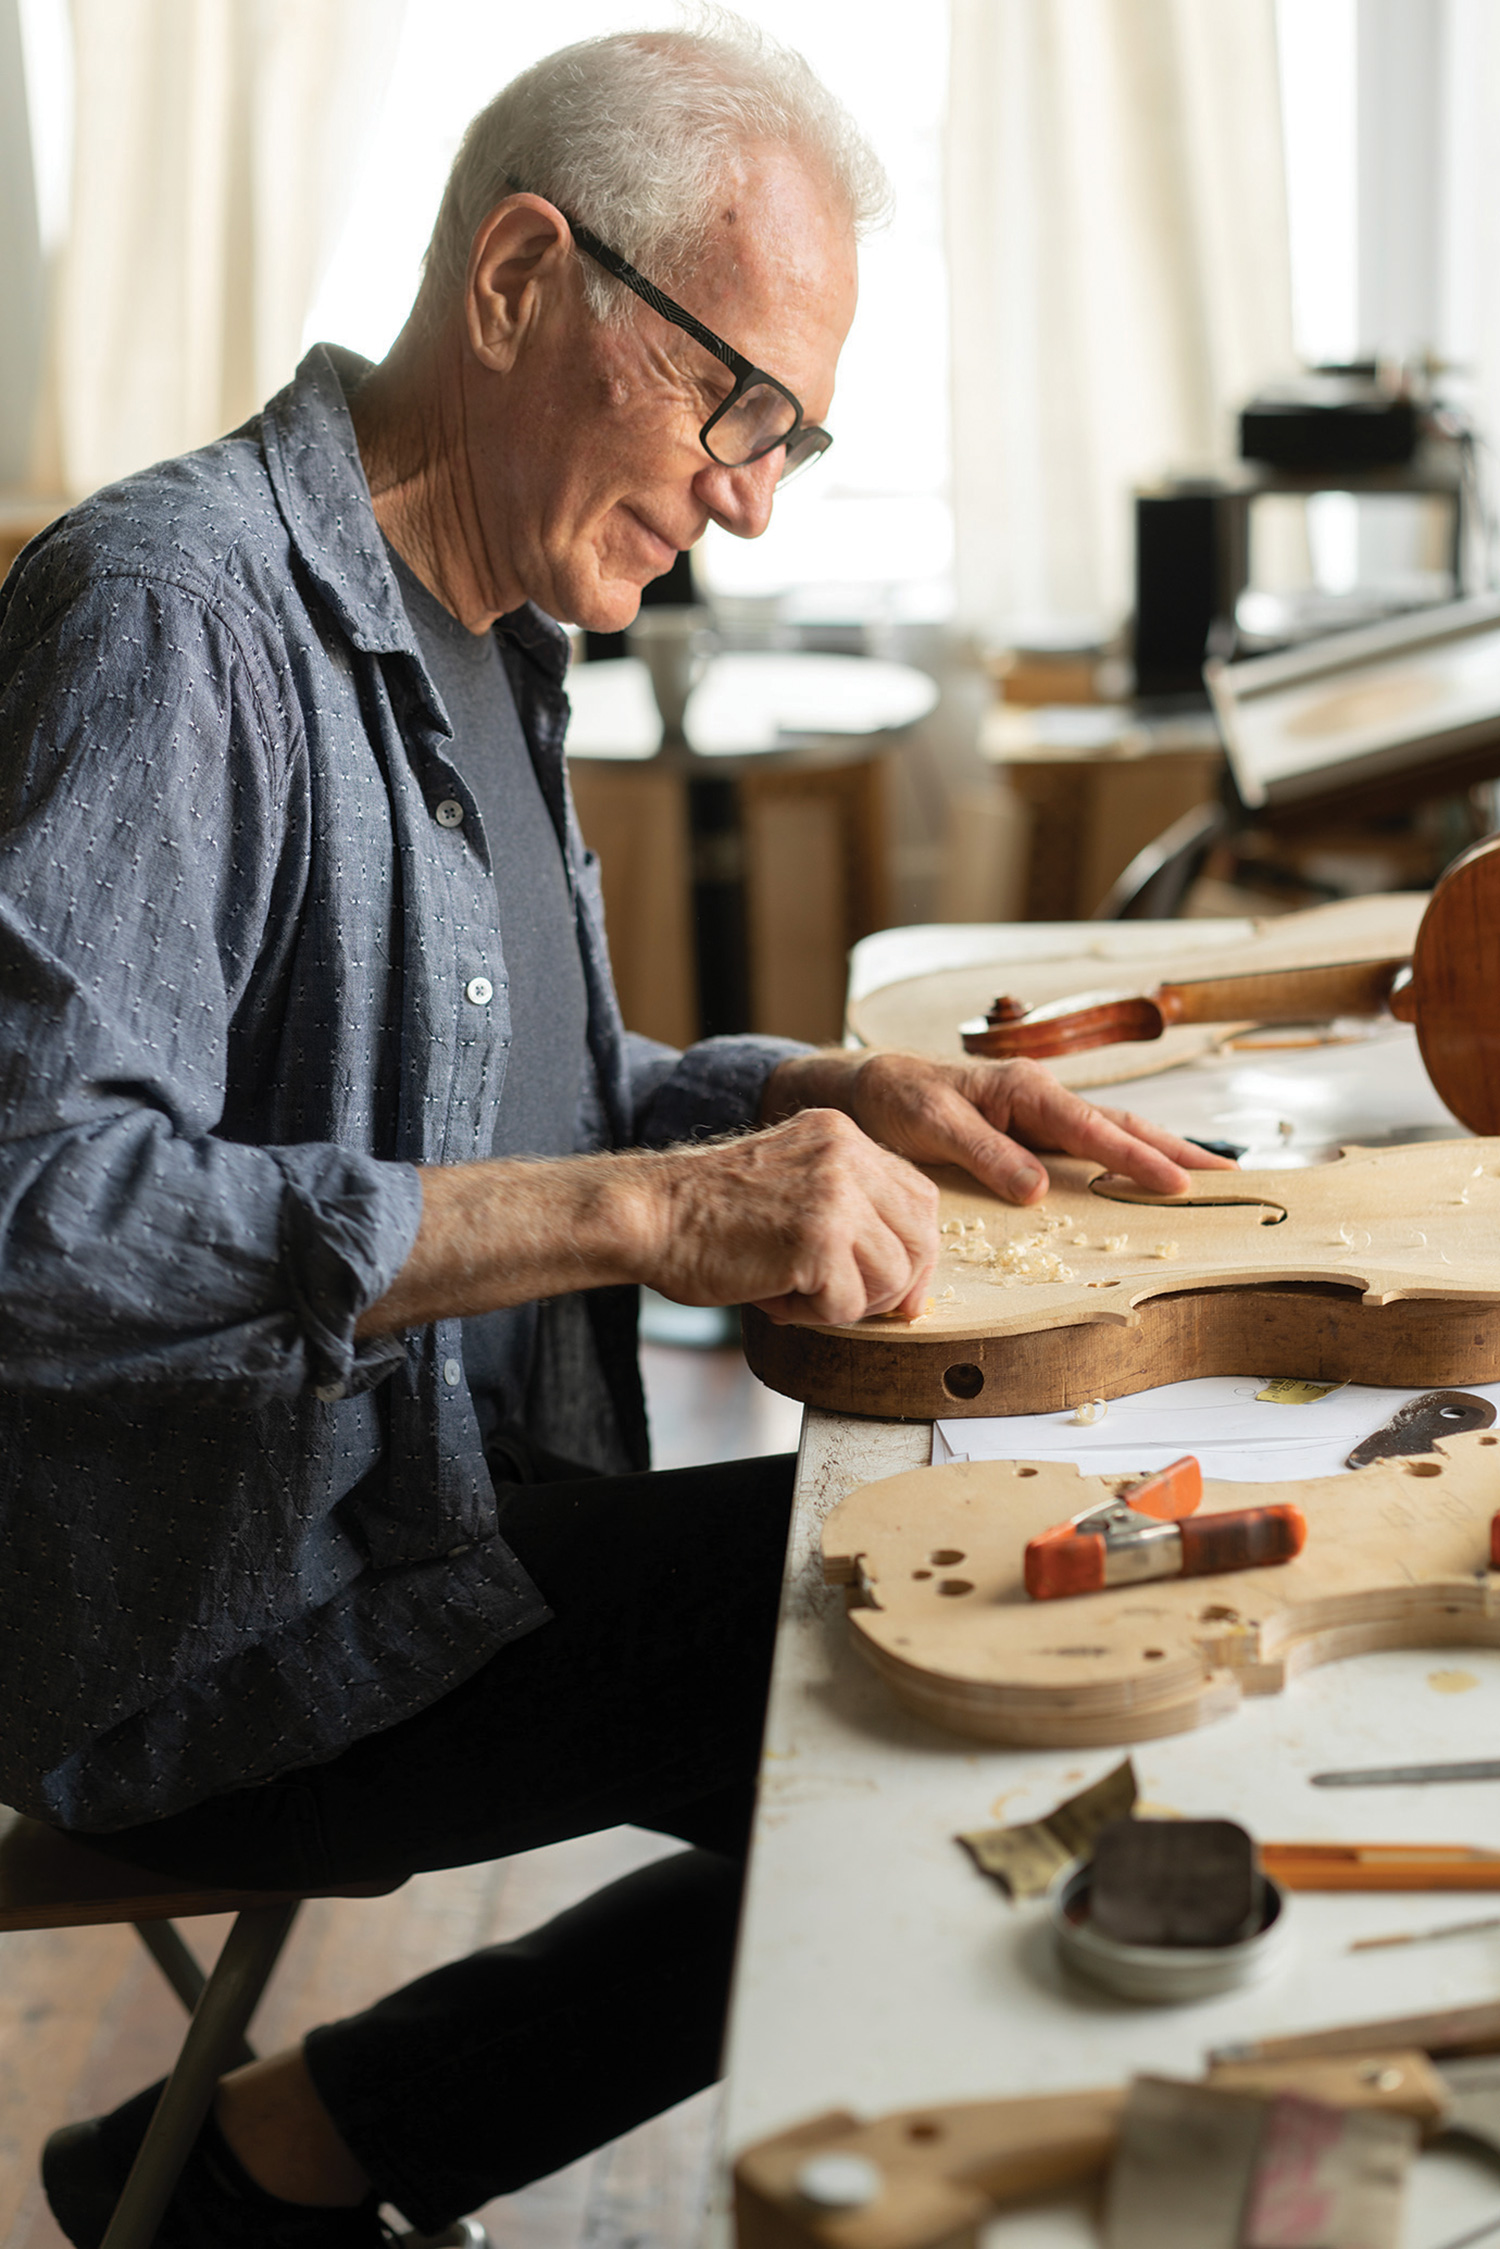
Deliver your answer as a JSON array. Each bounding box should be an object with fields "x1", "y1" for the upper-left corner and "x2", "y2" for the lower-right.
[{"x1": 417, "y1": 10, "x2": 890, "y2": 326}]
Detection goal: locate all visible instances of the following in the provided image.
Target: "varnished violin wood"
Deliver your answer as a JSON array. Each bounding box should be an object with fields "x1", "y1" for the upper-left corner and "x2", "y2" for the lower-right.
[
  {"x1": 847, "y1": 892, "x2": 1428, "y2": 1088},
  {"x1": 742, "y1": 1143, "x2": 1500, "y2": 1421},
  {"x1": 819, "y1": 1430, "x2": 1500, "y2": 1746},
  {"x1": 1414, "y1": 832, "x2": 1500, "y2": 1138},
  {"x1": 954, "y1": 837, "x2": 1500, "y2": 1131}
]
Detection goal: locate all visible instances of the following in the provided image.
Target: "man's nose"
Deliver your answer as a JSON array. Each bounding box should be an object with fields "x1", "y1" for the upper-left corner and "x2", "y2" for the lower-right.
[{"x1": 693, "y1": 453, "x2": 781, "y2": 539}]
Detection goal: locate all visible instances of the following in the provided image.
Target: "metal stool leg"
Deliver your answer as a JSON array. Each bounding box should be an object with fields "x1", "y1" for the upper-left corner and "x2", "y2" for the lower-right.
[
  {"x1": 99, "y1": 1899, "x2": 299, "y2": 2249},
  {"x1": 136, "y1": 1918, "x2": 257, "y2": 2066}
]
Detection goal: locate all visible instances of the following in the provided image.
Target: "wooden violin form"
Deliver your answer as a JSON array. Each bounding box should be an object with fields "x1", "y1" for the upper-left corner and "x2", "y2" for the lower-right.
[
  {"x1": 960, "y1": 832, "x2": 1500, "y2": 1134},
  {"x1": 742, "y1": 1142, "x2": 1500, "y2": 1421},
  {"x1": 820, "y1": 1429, "x2": 1500, "y2": 1746}
]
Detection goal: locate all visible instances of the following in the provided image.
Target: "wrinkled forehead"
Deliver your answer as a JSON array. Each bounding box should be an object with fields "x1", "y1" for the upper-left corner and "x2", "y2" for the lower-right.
[{"x1": 681, "y1": 143, "x2": 859, "y2": 401}]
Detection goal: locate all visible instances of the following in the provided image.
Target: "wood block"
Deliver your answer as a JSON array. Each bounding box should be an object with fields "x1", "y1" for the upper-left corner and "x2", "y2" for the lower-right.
[
  {"x1": 819, "y1": 1427, "x2": 1500, "y2": 1746},
  {"x1": 1089, "y1": 1818, "x2": 1260, "y2": 1948}
]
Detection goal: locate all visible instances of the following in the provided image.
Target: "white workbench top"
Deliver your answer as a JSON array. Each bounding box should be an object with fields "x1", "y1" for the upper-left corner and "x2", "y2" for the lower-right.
[{"x1": 721, "y1": 920, "x2": 1500, "y2": 2249}]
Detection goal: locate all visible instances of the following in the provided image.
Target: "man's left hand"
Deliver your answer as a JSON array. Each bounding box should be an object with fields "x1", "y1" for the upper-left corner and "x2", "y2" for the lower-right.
[{"x1": 761, "y1": 1049, "x2": 1237, "y2": 1204}]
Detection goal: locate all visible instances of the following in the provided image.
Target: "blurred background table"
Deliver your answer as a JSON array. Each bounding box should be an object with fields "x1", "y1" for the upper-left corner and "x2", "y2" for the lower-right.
[{"x1": 566, "y1": 652, "x2": 937, "y2": 1047}]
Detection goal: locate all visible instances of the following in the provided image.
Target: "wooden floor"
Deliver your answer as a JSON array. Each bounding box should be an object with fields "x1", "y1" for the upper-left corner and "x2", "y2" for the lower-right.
[{"x1": 1, "y1": 1342, "x2": 802, "y2": 2249}]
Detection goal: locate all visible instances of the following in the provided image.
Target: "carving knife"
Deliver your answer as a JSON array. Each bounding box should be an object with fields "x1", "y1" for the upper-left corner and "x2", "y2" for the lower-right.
[{"x1": 1345, "y1": 1388, "x2": 1497, "y2": 1469}]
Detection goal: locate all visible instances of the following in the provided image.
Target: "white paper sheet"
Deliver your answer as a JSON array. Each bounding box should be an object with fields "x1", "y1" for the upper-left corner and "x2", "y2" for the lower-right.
[{"x1": 932, "y1": 1375, "x2": 1500, "y2": 1482}]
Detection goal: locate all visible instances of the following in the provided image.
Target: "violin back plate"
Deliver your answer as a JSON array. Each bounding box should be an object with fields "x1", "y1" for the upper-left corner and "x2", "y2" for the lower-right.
[{"x1": 821, "y1": 1431, "x2": 1500, "y2": 1744}]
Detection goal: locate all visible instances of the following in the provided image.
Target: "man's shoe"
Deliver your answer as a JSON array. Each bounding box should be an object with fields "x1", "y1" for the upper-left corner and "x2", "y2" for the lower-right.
[{"x1": 41, "y1": 2079, "x2": 395, "y2": 2249}]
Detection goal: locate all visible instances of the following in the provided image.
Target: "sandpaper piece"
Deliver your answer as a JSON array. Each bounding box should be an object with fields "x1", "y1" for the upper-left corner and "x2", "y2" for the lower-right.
[
  {"x1": 1102, "y1": 2079, "x2": 1418, "y2": 2249},
  {"x1": 1257, "y1": 1378, "x2": 1345, "y2": 1405},
  {"x1": 1102, "y1": 2079, "x2": 1264, "y2": 2249},
  {"x1": 1090, "y1": 1817, "x2": 1261, "y2": 1948},
  {"x1": 958, "y1": 1758, "x2": 1136, "y2": 1899},
  {"x1": 1239, "y1": 2094, "x2": 1417, "y2": 2249}
]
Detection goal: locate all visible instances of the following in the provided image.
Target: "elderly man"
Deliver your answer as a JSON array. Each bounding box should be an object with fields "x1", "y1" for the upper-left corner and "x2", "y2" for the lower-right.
[{"x1": 6, "y1": 21, "x2": 1228, "y2": 2249}]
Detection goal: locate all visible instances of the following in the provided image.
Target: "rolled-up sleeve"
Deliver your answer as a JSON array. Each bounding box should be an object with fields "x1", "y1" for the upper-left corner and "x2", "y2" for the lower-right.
[
  {"x1": 0, "y1": 568, "x2": 421, "y2": 1400},
  {"x1": 628, "y1": 1030, "x2": 811, "y2": 1145}
]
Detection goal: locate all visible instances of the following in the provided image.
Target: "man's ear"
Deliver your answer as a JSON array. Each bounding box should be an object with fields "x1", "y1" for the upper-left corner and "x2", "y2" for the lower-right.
[{"x1": 465, "y1": 195, "x2": 574, "y2": 373}]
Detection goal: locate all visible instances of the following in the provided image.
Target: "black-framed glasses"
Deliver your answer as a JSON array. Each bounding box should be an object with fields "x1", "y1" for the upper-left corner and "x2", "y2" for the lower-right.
[{"x1": 561, "y1": 210, "x2": 834, "y2": 486}]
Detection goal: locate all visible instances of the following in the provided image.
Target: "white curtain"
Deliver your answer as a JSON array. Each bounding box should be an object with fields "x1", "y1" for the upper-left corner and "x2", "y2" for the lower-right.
[
  {"x1": 42, "y1": 0, "x2": 403, "y2": 498},
  {"x1": 947, "y1": 0, "x2": 1296, "y2": 639}
]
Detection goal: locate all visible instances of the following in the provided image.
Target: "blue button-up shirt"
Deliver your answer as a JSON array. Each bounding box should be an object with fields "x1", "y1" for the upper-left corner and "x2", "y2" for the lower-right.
[{"x1": 0, "y1": 346, "x2": 800, "y2": 1831}]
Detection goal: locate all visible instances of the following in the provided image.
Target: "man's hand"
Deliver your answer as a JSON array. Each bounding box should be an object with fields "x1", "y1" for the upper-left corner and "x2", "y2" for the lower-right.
[
  {"x1": 644, "y1": 1108, "x2": 938, "y2": 1325},
  {"x1": 356, "y1": 1108, "x2": 940, "y2": 1339},
  {"x1": 358, "y1": 1053, "x2": 1233, "y2": 1345},
  {"x1": 761, "y1": 1048, "x2": 1238, "y2": 1205}
]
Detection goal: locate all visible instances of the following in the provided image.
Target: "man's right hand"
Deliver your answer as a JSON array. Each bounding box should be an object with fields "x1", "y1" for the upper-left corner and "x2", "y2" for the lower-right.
[
  {"x1": 356, "y1": 1109, "x2": 939, "y2": 1339},
  {"x1": 642, "y1": 1109, "x2": 939, "y2": 1326}
]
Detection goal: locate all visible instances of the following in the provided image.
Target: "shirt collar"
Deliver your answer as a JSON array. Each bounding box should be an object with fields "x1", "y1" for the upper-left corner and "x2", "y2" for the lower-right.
[{"x1": 260, "y1": 343, "x2": 570, "y2": 689}]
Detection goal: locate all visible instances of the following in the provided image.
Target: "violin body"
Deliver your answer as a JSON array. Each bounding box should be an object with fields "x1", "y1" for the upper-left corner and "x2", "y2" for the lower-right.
[{"x1": 743, "y1": 1143, "x2": 1500, "y2": 1420}]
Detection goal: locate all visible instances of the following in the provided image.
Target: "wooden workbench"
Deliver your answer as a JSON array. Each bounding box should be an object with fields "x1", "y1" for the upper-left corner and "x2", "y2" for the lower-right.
[{"x1": 720, "y1": 922, "x2": 1500, "y2": 2249}]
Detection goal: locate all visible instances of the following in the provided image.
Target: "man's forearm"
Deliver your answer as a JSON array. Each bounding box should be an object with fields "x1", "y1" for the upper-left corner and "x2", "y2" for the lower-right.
[
  {"x1": 759, "y1": 1048, "x2": 862, "y2": 1125},
  {"x1": 355, "y1": 1111, "x2": 943, "y2": 1339},
  {"x1": 354, "y1": 1152, "x2": 663, "y2": 1338}
]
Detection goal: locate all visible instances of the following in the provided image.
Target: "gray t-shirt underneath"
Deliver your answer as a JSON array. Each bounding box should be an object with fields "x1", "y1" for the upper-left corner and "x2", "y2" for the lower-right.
[{"x1": 387, "y1": 545, "x2": 590, "y2": 1436}]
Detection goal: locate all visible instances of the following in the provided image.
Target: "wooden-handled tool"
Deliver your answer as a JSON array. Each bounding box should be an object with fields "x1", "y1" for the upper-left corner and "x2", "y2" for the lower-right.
[
  {"x1": 1024, "y1": 1456, "x2": 1306, "y2": 1600},
  {"x1": 1261, "y1": 1844, "x2": 1500, "y2": 1891},
  {"x1": 960, "y1": 831, "x2": 1500, "y2": 1134},
  {"x1": 733, "y1": 2057, "x2": 1448, "y2": 2249}
]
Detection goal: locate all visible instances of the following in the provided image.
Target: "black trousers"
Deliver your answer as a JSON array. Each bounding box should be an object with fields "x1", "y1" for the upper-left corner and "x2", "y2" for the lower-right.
[{"x1": 86, "y1": 1452, "x2": 796, "y2": 2232}]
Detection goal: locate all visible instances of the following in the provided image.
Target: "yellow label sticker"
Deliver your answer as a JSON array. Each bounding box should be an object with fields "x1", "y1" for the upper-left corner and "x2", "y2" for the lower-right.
[{"x1": 1256, "y1": 1377, "x2": 1345, "y2": 1405}]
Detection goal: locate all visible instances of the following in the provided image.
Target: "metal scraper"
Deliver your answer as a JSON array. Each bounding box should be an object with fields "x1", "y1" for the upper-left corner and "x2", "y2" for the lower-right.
[{"x1": 1346, "y1": 1389, "x2": 1496, "y2": 1469}]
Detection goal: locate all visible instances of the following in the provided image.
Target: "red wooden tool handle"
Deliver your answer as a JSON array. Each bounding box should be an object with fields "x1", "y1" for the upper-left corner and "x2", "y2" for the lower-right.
[
  {"x1": 1024, "y1": 1527, "x2": 1105, "y2": 1600},
  {"x1": 1178, "y1": 1505, "x2": 1306, "y2": 1576},
  {"x1": 1120, "y1": 1456, "x2": 1202, "y2": 1520}
]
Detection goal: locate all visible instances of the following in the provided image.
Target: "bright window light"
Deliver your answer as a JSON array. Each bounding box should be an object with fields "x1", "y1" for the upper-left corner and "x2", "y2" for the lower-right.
[{"x1": 1275, "y1": 0, "x2": 1358, "y2": 366}]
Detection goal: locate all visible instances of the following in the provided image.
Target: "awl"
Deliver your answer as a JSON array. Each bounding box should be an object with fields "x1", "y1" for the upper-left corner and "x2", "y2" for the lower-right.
[
  {"x1": 1024, "y1": 1456, "x2": 1306, "y2": 1601},
  {"x1": 1313, "y1": 1759, "x2": 1500, "y2": 1789}
]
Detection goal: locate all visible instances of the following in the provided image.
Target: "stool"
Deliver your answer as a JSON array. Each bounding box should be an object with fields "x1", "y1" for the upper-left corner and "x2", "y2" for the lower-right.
[{"x1": 0, "y1": 1803, "x2": 406, "y2": 2249}]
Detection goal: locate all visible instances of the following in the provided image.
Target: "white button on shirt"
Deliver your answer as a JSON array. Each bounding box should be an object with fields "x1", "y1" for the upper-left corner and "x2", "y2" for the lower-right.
[
  {"x1": 464, "y1": 976, "x2": 493, "y2": 1007},
  {"x1": 442, "y1": 1357, "x2": 463, "y2": 1386},
  {"x1": 434, "y1": 798, "x2": 465, "y2": 828}
]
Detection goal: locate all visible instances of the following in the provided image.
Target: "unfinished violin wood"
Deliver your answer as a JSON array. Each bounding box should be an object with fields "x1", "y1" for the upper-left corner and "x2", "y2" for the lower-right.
[
  {"x1": 820, "y1": 1429, "x2": 1500, "y2": 1746},
  {"x1": 743, "y1": 1141, "x2": 1500, "y2": 1420}
]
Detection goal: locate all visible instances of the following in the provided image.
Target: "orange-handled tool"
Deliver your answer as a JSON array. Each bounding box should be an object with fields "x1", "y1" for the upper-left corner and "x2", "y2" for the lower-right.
[{"x1": 1024, "y1": 1455, "x2": 1306, "y2": 1601}]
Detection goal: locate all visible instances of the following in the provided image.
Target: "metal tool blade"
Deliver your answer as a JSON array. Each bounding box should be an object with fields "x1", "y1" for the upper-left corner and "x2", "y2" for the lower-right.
[
  {"x1": 1346, "y1": 1389, "x2": 1496, "y2": 1469},
  {"x1": 1438, "y1": 2055, "x2": 1500, "y2": 2166},
  {"x1": 1312, "y1": 1760, "x2": 1500, "y2": 1788}
]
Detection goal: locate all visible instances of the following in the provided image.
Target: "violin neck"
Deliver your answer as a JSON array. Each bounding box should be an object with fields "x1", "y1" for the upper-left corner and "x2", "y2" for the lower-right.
[{"x1": 1158, "y1": 957, "x2": 1407, "y2": 1028}]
